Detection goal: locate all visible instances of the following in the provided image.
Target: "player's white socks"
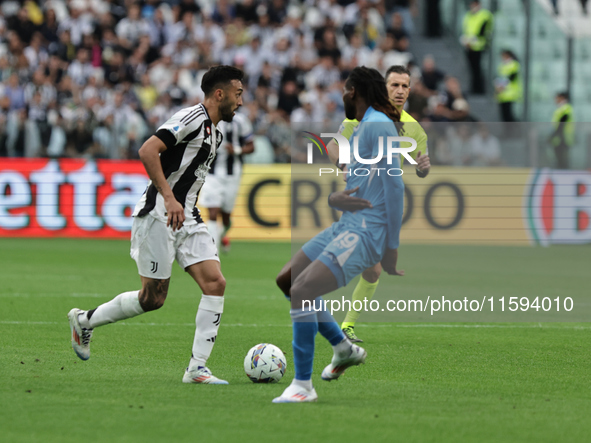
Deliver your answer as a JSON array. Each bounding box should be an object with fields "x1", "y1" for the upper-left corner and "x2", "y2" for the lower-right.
[
  {"x1": 206, "y1": 219, "x2": 221, "y2": 252},
  {"x1": 292, "y1": 378, "x2": 313, "y2": 390},
  {"x1": 80, "y1": 290, "x2": 145, "y2": 329},
  {"x1": 188, "y1": 294, "x2": 224, "y2": 370},
  {"x1": 334, "y1": 337, "x2": 352, "y2": 358}
]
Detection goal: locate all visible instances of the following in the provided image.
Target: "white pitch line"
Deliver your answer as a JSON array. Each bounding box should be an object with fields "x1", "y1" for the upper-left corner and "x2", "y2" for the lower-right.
[{"x1": 0, "y1": 321, "x2": 589, "y2": 329}]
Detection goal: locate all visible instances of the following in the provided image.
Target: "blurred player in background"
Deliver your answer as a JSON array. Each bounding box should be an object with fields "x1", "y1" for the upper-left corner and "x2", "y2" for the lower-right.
[
  {"x1": 67, "y1": 65, "x2": 244, "y2": 385},
  {"x1": 326, "y1": 65, "x2": 431, "y2": 343},
  {"x1": 199, "y1": 112, "x2": 254, "y2": 253},
  {"x1": 274, "y1": 67, "x2": 404, "y2": 403}
]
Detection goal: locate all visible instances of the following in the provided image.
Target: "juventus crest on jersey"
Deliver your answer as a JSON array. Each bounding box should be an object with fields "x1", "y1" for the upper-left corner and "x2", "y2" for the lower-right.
[{"x1": 132, "y1": 103, "x2": 224, "y2": 224}]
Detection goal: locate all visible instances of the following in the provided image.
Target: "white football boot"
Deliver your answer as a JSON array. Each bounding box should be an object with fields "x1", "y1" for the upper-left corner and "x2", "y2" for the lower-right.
[
  {"x1": 68, "y1": 308, "x2": 93, "y2": 361},
  {"x1": 321, "y1": 343, "x2": 367, "y2": 381},
  {"x1": 272, "y1": 381, "x2": 318, "y2": 403},
  {"x1": 182, "y1": 367, "x2": 229, "y2": 384}
]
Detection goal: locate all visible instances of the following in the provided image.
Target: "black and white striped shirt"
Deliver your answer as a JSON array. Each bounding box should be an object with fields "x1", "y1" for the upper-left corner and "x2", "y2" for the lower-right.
[{"x1": 133, "y1": 103, "x2": 223, "y2": 224}]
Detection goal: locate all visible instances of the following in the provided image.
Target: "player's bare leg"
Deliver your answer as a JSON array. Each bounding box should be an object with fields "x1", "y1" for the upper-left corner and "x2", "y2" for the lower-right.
[
  {"x1": 68, "y1": 277, "x2": 169, "y2": 360},
  {"x1": 275, "y1": 249, "x2": 312, "y2": 300},
  {"x1": 341, "y1": 263, "x2": 383, "y2": 343},
  {"x1": 182, "y1": 259, "x2": 228, "y2": 384},
  {"x1": 205, "y1": 207, "x2": 222, "y2": 252}
]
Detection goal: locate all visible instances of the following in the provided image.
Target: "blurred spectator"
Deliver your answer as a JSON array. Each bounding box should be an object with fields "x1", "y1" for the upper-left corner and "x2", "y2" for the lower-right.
[
  {"x1": 421, "y1": 55, "x2": 445, "y2": 94},
  {"x1": 235, "y1": 0, "x2": 258, "y2": 24},
  {"x1": 277, "y1": 80, "x2": 301, "y2": 117},
  {"x1": 8, "y1": 5, "x2": 37, "y2": 45},
  {"x1": 495, "y1": 50, "x2": 521, "y2": 122},
  {"x1": 316, "y1": 27, "x2": 342, "y2": 63},
  {"x1": 40, "y1": 8, "x2": 59, "y2": 45},
  {"x1": 461, "y1": 0, "x2": 493, "y2": 94},
  {"x1": 291, "y1": 92, "x2": 315, "y2": 124},
  {"x1": 439, "y1": 124, "x2": 473, "y2": 166},
  {"x1": 68, "y1": 48, "x2": 94, "y2": 86},
  {"x1": 24, "y1": 32, "x2": 48, "y2": 71},
  {"x1": 27, "y1": 90, "x2": 52, "y2": 150},
  {"x1": 436, "y1": 77, "x2": 474, "y2": 122},
  {"x1": 104, "y1": 49, "x2": 134, "y2": 86},
  {"x1": 135, "y1": 73, "x2": 158, "y2": 112},
  {"x1": 386, "y1": 0, "x2": 417, "y2": 35},
  {"x1": 3, "y1": 73, "x2": 26, "y2": 111},
  {"x1": 407, "y1": 79, "x2": 430, "y2": 120},
  {"x1": 66, "y1": 117, "x2": 94, "y2": 157},
  {"x1": 115, "y1": 3, "x2": 149, "y2": 51},
  {"x1": 92, "y1": 114, "x2": 120, "y2": 159},
  {"x1": 378, "y1": 32, "x2": 412, "y2": 73},
  {"x1": 549, "y1": 92, "x2": 574, "y2": 169},
  {"x1": 57, "y1": 1, "x2": 94, "y2": 47},
  {"x1": 212, "y1": 0, "x2": 237, "y2": 25},
  {"x1": 342, "y1": 32, "x2": 376, "y2": 70},
  {"x1": 307, "y1": 55, "x2": 340, "y2": 89},
  {"x1": 387, "y1": 13, "x2": 410, "y2": 52},
  {"x1": 53, "y1": 28, "x2": 76, "y2": 63},
  {"x1": 469, "y1": 124, "x2": 502, "y2": 166}
]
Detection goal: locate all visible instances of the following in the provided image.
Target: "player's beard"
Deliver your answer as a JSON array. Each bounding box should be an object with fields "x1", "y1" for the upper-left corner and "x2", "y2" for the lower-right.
[
  {"x1": 344, "y1": 99, "x2": 356, "y2": 120},
  {"x1": 220, "y1": 100, "x2": 235, "y2": 122}
]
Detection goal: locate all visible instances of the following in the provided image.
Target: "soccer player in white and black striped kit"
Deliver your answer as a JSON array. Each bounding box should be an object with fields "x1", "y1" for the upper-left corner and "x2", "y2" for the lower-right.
[{"x1": 67, "y1": 65, "x2": 245, "y2": 384}]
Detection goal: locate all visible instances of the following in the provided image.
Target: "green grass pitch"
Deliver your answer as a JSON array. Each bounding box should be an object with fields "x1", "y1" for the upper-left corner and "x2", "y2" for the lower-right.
[{"x1": 1, "y1": 238, "x2": 590, "y2": 442}]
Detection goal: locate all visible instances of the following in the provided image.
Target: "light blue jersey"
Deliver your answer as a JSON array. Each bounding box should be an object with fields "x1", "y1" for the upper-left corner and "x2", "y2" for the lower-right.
[{"x1": 302, "y1": 107, "x2": 404, "y2": 287}]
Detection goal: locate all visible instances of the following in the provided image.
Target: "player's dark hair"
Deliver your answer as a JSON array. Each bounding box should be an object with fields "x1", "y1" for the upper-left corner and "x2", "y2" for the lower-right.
[
  {"x1": 385, "y1": 65, "x2": 411, "y2": 79},
  {"x1": 201, "y1": 65, "x2": 244, "y2": 97},
  {"x1": 347, "y1": 66, "x2": 401, "y2": 122}
]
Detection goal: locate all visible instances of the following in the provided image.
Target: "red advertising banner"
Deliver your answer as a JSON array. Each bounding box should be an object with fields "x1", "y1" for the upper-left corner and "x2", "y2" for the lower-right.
[{"x1": 0, "y1": 158, "x2": 149, "y2": 238}]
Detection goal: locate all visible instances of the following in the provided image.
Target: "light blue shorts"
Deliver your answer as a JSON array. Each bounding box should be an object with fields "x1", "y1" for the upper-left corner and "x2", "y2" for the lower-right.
[{"x1": 301, "y1": 222, "x2": 388, "y2": 288}]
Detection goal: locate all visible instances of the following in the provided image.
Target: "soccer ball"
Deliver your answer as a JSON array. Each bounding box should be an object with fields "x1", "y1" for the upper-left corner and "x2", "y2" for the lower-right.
[{"x1": 244, "y1": 343, "x2": 287, "y2": 383}]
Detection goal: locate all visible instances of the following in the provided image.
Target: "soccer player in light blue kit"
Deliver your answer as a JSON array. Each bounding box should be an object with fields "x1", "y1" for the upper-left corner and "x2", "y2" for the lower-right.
[{"x1": 274, "y1": 67, "x2": 405, "y2": 403}]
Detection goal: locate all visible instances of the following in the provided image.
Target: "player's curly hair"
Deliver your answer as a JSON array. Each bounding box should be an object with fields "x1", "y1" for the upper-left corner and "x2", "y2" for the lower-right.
[
  {"x1": 201, "y1": 65, "x2": 244, "y2": 96},
  {"x1": 346, "y1": 66, "x2": 401, "y2": 123}
]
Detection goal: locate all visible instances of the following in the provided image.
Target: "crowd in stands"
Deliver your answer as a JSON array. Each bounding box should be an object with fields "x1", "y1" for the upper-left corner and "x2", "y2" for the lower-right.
[{"x1": 0, "y1": 0, "x2": 488, "y2": 164}]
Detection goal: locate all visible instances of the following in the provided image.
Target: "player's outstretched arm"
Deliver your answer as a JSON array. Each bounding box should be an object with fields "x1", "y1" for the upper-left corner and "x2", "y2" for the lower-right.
[
  {"x1": 138, "y1": 136, "x2": 185, "y2": 231},
  {"x1": 328, "y1": 186, "x2": 373, "y2": 212},
  {"x1": 381, "y1": 248, "x2": 404, "y2": 276}
]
